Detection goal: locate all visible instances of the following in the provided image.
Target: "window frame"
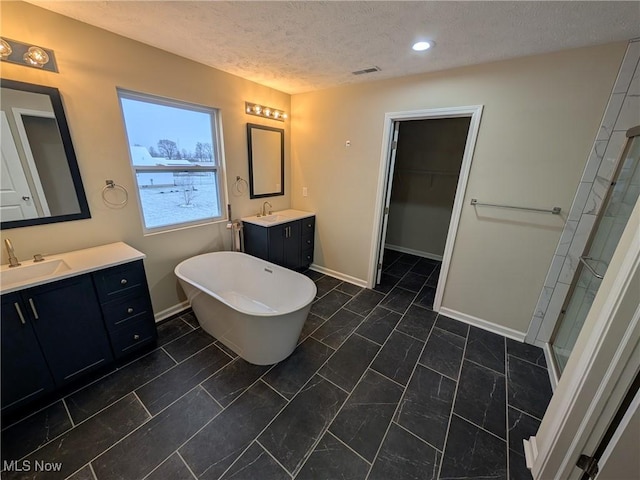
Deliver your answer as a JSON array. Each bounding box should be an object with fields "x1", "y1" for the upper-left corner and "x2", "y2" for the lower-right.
[{"x1": 117, "y1": 88, "x2": 228, "y2": 235}]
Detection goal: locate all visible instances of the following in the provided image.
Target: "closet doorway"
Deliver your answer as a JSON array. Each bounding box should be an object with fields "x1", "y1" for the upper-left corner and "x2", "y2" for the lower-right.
[{"x1": 369, "y1": 106, "x2": 483, "y2": 313}]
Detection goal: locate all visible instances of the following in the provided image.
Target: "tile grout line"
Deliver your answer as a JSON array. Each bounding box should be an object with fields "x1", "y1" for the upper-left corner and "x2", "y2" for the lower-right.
[
  {"x1": 507, "y1": 404, "x2": 545, "y2": 423},
  {"x1": 435, "y1": 325, "x2": 470, "y2": 480},
  {"x1": 392, "y1": 420, "x2": 444, "y2": 454},
  {"x1": 259, "y1": 378, "x2": 291, "y2": 402},
  {"x1": 62, "y1": 397, "x2": 76, "y2": 428},
  {"x1": 254, "y1": 439, "x2": 295, "y2": 479},
  {"x1": 325, "y1": 430, "x2": 373, "y2": 467},
  {"x1": 315, "y1": 373, "x2": 351, "y2": 395},
  {"x1": 88, "y1": 461, "x2": 98, "y2": 480},
  {"x1": 132, "y1": 391, "x2": 153, "y2": 419},
  {"x1": 198, "y1": 382, "x2": 225, "y2": 411},
  {"x1": 160, "y1": 346, "x2": 179, "y2": 365},
  {"x1": 176, "y1": 451, "x2": 199, "y2": 480}
]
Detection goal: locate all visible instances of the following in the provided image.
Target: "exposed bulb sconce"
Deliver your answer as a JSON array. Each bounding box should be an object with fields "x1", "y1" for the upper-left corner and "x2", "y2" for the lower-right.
[
  {"x1": 245, "y1": 101, "x2": 287, "y2": 122},
  {"x1": 23, "y1": 46, "x2": 50, "y2": 67},
  {"x1": 0, "y1": 39, "x2": 12, "y2": 60},
  {"x1": 0, "y1": 37, "x2": 58, "y2": 72}
]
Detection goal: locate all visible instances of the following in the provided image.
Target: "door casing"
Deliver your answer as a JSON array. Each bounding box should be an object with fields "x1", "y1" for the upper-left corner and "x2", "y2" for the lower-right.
[{"x1": 368, "y1": 105, "x2": 483, "y2": 315}]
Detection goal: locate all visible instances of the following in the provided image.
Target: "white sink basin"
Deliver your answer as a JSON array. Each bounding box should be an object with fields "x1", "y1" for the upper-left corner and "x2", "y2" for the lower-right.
[
  {"x1": 1, "y1": 259, "x2": 71, "y2": 289},
  {"x1": 261, "y1": 214, "x2": 291, "y2": 223},
  {"x1": 241, "y1": 209, "x2": 315, "y2": 227}
]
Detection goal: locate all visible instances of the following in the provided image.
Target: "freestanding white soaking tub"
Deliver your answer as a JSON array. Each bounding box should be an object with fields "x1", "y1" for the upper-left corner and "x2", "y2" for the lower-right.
[{"x1": 174, "y1": 251, "x2": 317, "y2": 365}]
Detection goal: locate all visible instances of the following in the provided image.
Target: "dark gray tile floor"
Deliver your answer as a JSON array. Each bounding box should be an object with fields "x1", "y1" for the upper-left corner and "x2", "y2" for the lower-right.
[{"x1": 1, "y1": 250, "x2": 553, "y2": 480}]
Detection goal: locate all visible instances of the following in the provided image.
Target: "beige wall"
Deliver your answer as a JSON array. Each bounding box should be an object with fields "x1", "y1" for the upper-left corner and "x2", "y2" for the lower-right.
[
  {"x1": 291, "y1": 42, "x2": 626, "y2": 334},
  {"x1": 0, "y1": 2, "x2": 291, "y2": 315}
]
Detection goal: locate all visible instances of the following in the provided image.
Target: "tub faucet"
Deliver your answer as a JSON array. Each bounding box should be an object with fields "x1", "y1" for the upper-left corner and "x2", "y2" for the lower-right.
[
  {"x1": 262, "y1": 201, "x2": 272, "y2": 216},
  {"x1": 4, "y1": 238, "x2": 21, "y2": 267}
]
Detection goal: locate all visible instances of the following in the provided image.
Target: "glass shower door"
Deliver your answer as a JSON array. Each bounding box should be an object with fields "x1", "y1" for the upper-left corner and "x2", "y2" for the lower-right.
[{"x1": 551, "y1": 127, "x2": 640, "y2": 374}]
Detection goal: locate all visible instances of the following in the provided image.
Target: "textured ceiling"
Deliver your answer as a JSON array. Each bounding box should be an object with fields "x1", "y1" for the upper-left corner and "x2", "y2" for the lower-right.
[{"x1": 27, "y1": 1, "x2": 640, "y2": 94}]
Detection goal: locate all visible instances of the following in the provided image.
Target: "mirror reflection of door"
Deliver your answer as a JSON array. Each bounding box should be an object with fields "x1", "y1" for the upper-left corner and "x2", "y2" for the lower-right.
[
  {"x1": 0, "y1": 112, "x2": 39, "y2": 221},
  {"x1": 15, "y1": 110, "x2": 80, "y2": 217},
  {"x1": 551, "y1": 126, "x2": 640, "y2": 374}
]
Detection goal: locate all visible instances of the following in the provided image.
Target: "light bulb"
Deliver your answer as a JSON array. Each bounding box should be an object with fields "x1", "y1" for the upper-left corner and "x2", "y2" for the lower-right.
[
  {"x1": 23, "y1": 46, "x2": 49, "y2": 67},
  {"x1": 412, "y1": 41, "x2": 432, "y2": 52},
  {"x1": 0, "y1": 39, "x2": 12, "y2": 60}
]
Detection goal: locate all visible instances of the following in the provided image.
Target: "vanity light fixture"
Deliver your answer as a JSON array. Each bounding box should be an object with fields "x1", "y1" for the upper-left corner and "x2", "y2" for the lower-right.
[
  {"x1": 0, "y1": 37, "x2": 58, "y2": 72},
  {"x1": 412, "y1": 40, "x2": 434, "y2": 52},
  {"x1": 245, "y1": 101, "x2": 287, "y2": 122}
]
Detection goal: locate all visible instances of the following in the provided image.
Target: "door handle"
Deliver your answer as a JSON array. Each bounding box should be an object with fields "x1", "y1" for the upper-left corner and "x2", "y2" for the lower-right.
[
  {"x1": 14, "y1": 302, "x2": 26, "y2": 325},
  {"x1": 28, "y1": 298, "x2": 40, "y2": 319},
  {"x1": 579, "y1": 256, "x2": 604, "y2": 280}
]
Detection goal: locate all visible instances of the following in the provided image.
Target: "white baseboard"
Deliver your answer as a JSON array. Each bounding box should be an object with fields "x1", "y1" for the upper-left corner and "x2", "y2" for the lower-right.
[
  {"x1": 542, "y1": 342, "x2": 560, "y2": 391},
  {"x1": 438, "y1": 307, "x2": 526, "y2": 342},
  {"x1": 154, "y1": 300, "x2": 190, "y2": 323},
  {"x1": 385, "y1": 244, "x2": 443, "y2": 262},
  {"x1": 523, "y1": 436, "x2": 538, "y2": 469},
  {"x1": 309, "y1": 263, "x2": 368, "y2": 288}
]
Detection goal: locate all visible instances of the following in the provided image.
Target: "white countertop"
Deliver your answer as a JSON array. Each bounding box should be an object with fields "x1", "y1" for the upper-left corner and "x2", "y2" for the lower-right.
[
  {"x1": 0, "y1": 242, "x2": 146, "y2": 295},
  {"x1": 241, "y1": 209, "x2": 315, "y2": 227}
]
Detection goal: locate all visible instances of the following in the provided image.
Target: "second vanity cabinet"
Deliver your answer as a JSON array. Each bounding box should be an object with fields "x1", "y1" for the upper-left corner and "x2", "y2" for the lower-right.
[
  {"x1": 1, "y1": 247, "x2": 156, "y2": 414},
  {"x1": 244, "y1": 214, "x2": 315, "y2": 270}
]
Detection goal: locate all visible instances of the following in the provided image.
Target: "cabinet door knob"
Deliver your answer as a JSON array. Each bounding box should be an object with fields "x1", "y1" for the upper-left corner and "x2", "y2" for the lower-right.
[
  {"x1": 307, "y1": 239, "x2": 312, "y2": 244},
  {"x1": 307, "y1": 223, "x2": 312, "y2": 228},
  {"x1": 133, "y1": 334, "x2": 140, "y2": 340},
  {"x1": 127, "y1": 307, "x2": 134, "y2": 314},
  {"x1": 120, "y1": 278, "x2": 128, "y2": 285}
]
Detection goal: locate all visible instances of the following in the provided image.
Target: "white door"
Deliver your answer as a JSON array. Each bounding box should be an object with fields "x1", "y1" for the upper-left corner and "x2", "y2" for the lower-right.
[
  {"x1": 375, "y1": 122, "x2": 400, "y2": 284},
  {"x1": 0, "y1": 111, "x2": 39, "y2": 221}
]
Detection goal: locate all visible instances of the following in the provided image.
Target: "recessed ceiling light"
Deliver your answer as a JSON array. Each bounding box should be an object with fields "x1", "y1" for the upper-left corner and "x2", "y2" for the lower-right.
[{"x1": 412, "y1": 41, "x2": 433, "y2": 52}]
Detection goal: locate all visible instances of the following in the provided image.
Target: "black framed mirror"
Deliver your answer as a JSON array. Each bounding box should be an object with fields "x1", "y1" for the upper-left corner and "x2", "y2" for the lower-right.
[
  {"x1": 0, "y1": 79, "x2": 91, "y2": 229},
  {"x1": 247, "y1": 123, "x2": 284, "y2": 199}
]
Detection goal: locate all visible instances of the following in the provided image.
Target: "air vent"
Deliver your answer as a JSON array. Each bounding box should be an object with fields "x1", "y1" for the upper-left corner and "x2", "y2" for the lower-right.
[{"x1": 352, "y1": 66, "x2": 381, "y2": 76}]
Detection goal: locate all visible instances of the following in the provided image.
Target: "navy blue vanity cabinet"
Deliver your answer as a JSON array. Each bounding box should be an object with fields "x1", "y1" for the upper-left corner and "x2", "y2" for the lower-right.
[
  {"x1": 243, "y1": 216, "x2": 315, "y2": 270},
  {"x1": 1, "y1": 274, "x2": 113, "y2": 412},
  {"x1": 21, "y1": 275, "x2": 114, "y2": 387},
  {"x1": 1, "y1": 293, "x2": 55, "y2": 412},
  {"x1": 93, "y1": 260, "x2": 157, "y2": 358}
]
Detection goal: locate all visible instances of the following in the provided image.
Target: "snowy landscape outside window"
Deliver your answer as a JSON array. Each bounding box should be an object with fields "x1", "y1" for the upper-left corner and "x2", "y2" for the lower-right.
[{"x1": 118, "y1": 89, "x2": 226, "y2": 233}]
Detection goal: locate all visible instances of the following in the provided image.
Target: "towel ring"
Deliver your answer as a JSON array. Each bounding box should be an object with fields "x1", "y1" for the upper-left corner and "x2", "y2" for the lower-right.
[
  {"x1": 233, "y1": 176, "x2": 249, "y2": 196},
  {"x1": 102, "y1": 180, "x2": 129, "y2": 208}
]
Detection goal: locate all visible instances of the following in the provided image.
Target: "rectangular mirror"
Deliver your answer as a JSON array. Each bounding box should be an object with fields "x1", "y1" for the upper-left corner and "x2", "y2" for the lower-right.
[
  {"x1": 1, "y1": 79, "x2": 91, "y2": 229},
  {"x1": 247, "y1": 123, "x2": 284, "y2": 199}
]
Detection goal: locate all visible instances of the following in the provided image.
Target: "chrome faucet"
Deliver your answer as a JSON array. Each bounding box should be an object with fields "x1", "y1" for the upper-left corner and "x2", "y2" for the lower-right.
[
  {"x1": 262, "y1": 201, "x2": 272, "y2": 216},
  {"x1": 4, "y1": 238, "x2": 21, "y2": 267}
]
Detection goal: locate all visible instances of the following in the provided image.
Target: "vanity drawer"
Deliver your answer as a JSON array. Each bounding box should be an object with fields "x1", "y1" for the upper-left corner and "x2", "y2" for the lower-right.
[
  {"x1": 93, "y1": 260, "x2": 147, "y2": 302},
  {"x1": 301, "y1": 217, "x2": 315, "y2": 238},
  {"x1": 101, "y1": 291, "x2": 153, "y2": 331},
  {"x1": 302, "y1": 247, "x2": 314, "y2": 266},
  {"x1": 109, "y1": 317, "x2": 157, "y2": 359}
]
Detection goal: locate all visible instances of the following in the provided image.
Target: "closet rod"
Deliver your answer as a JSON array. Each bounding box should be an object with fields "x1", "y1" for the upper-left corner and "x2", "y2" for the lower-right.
[{"x1": 470, "y1": 198, "x2": 561, "y2": 215}]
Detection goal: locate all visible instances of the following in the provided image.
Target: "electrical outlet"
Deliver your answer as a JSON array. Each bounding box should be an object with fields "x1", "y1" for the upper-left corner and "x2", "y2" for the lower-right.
[{"x1": 302, "y1": 187, "x2": 308, "y2": 197}]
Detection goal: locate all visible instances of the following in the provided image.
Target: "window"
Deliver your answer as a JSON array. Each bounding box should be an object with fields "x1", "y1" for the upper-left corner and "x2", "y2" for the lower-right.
[{"x1": 118, "y1": 89, "x2": 226, "y2": 233}]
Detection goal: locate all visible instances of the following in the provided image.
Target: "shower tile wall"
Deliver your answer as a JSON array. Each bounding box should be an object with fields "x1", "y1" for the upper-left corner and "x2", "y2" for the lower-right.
[
  {"x1": 529, "y1": 39, "x2": 640, "y2": 345},
  {"x1": 1, "y1": 252, "x2": 553, "y2": 480}
]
